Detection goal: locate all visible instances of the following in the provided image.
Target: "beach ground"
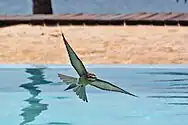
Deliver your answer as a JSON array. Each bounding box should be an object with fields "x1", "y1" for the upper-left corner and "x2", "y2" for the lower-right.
[{"x1": 0, "y1": 24, "x2": 188, "y2": 64}]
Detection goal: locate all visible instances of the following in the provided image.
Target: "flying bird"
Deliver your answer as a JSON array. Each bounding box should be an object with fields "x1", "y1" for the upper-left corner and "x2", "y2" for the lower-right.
[{"x1": 58, "y1": 33, "x2": 138, "y2": 102}]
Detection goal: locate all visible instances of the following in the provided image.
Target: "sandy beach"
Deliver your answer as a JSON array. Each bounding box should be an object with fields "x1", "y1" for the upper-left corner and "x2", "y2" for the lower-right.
[{"x1": 0, "y1": 24, "x2": 188, "y2": 64}]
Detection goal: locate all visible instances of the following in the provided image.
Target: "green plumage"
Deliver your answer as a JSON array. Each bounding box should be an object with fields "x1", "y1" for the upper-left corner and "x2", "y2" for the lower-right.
[{"x1": 58, "y1": 33, "x2": 138, "y2": 102}]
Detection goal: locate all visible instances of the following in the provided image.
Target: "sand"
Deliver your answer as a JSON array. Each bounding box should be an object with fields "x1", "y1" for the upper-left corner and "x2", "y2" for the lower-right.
[{"x1": 0, "y1": 24, "x2": 188, "y2": 64}]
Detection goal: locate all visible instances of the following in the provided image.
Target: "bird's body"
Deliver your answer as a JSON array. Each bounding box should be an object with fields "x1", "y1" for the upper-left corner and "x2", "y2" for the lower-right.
[{"x1": 58, "y1": 33, "x2": 138, "y2": 102}]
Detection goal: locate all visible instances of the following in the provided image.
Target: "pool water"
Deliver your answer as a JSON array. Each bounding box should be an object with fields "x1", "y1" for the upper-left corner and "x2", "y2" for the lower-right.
[{"x1": 0, "y1": 64, "x2": 188, "y2": 125}]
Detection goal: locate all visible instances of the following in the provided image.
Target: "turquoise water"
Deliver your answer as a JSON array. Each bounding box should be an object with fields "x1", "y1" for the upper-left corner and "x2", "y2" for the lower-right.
[
  {"x1": 0, "y1": 0, "x2": 188, "y2": 15},
  {"x1": 0, "y1": 64, "x2": 188, "y2": 125}
]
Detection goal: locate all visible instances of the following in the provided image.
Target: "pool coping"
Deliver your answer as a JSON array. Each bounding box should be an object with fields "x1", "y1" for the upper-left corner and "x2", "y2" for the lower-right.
[
  {"x1": 1, "y1": 13, "x2": 188, "y2": 26},
  {"x1": 0, "y1": 64, "x2": 187, "y2": 68}
]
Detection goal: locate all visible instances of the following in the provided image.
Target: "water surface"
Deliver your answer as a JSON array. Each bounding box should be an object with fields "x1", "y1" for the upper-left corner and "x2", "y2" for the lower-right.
[{"x1": 0, "y1": 64, "x2": 188, "y2": 125}]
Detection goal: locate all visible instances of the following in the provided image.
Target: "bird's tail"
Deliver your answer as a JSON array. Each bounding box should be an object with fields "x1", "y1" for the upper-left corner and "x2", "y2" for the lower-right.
[{"x1": 73, "y1": 85, "x2": 88, "y2": 102}]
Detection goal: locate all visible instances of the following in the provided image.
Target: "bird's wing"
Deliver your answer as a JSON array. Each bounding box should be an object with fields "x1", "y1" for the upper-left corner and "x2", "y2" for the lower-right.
[
  {"x1": 58, "y1": 73, "x2": 78, "y2": 85},
  {"x1": 89, "y1": 78, "x2": 138, "y2": 97},
  {"x1": 61, "y1": 33, "x2": 87, "y2": 76}
]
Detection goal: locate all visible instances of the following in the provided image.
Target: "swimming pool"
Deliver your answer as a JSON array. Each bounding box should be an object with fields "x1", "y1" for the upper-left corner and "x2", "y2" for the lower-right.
[{"x1": 1, "y1": 64, "x2": 188, "y2": 125}]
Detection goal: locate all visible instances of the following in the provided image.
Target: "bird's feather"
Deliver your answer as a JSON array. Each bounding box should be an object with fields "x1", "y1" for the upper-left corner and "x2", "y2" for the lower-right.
[
  {"x1": 73, "y1": 85, "x2": 88, "y2": 102},
  {"x1": 58, "y1": 73, "x2": 78, "y2": 85},
  {"x1": 90, "y1": 79, "x2": 138, "y2": 97},
  {"x1": 64, "y1": 83, "x2": 77, "y2": 91},
  {"x1": 61, "y1": 33, "x2": 87, "y2": 76}
]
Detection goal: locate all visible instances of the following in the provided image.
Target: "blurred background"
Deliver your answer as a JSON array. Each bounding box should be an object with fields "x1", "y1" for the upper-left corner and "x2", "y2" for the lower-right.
[{"x1": 0, "y1": 0, "x2": 188, "y2": 15}]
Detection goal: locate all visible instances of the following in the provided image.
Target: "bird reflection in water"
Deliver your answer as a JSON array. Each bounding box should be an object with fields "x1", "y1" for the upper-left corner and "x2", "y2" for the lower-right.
[
  {"x1": 19, "y1": 68, "x2": 52, "y2": 125},
  {"x1": 176, "y1": 0, "x2": 187, "y2": 4}
]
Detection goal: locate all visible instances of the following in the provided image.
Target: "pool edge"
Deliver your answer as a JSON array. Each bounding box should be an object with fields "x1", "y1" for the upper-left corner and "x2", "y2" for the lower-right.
[{"x1": 0, "y1": 64, "x2": 187, "y2": 68}]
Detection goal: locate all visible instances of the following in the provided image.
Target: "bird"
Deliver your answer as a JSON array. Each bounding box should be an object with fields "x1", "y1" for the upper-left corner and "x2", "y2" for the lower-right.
[{"x1": 58, "y1": 33, "x2": 138, "y2": 102}]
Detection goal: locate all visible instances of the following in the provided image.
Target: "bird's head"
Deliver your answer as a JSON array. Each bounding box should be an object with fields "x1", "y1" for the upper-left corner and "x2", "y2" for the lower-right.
[{"x1": 87, "y1": 73, "x2": 97, "y2": 82}]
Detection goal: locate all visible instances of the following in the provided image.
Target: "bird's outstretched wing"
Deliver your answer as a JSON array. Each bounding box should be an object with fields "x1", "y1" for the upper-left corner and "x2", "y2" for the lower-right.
[
  {"x1": 90, "y1": 79, "x2": 138, "y2": 97},
  {"x1": 61, "y1": 33, "x2": 87, "y2": 76},
  {"x1": 58, "y1": 73, "x2": 78, "y2": 85}
]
